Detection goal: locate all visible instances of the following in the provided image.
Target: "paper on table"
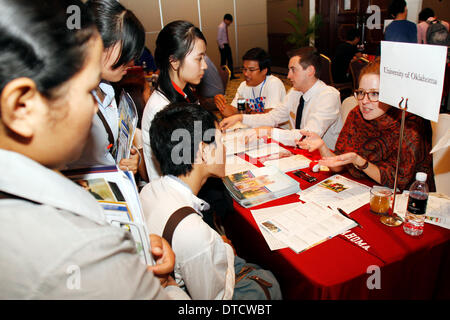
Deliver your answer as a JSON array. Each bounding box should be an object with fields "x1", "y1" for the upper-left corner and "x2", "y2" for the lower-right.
[
  {"x1": 251, "y1": 203, "x2": 299, "y2": 250},
  {"x1": 259, "y1": 201, "x2": 357, "y2": 254},
  {"x1": 246, "y1": 143, "x2": 284, "y2": 158},
  {"x1": 263, "y1": 154, "x2": 311, "y2": 172},
  {"x1": 394, "y1": 192, "x2": 450, "y2": 229},
  {"x1": 271, "y1": 128, "x2": 302, "y2": 146},
  {"x1": 299, "y1": 174, "x2": 371, "y2": 213},
  {"x1": 225, "y1": 154, "x2": 258, "y2": 175}
]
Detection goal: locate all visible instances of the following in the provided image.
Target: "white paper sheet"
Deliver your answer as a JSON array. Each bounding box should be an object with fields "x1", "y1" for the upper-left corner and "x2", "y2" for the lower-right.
[
  {"x1": 246, "y1": 143, "x2": 284, "y2": 158},
  {"x1": 263, "y1": 154, "x2": 311, "y2": 172},
  {"x1": 259, "y1": 202, "x2": 356, "y2": 253},
  {"x1": 251, "y1": 203, "x2": 300, "y2": 250},
  {"x1": 380, "y1": 41, "x2": 447, "y2": 122}
]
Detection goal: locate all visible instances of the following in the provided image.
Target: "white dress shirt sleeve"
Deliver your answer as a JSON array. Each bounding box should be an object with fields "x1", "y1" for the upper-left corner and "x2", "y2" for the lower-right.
[{"x1": 242, "y1": 90, "x2": 292, "y2": 127}]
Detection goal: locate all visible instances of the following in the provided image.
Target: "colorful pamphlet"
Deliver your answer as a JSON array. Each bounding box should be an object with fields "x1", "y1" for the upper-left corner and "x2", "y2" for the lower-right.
[
  {"x1": 223, "y1": 166, "x2": 300, "y2": 208},
  {"x1": 63, "y1": 165, "x2": 152, "y2": 265}
]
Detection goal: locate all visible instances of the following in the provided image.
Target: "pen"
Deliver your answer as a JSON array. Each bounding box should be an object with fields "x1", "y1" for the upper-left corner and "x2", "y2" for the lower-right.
[{"x1": 337, "y1": 208, "x2": 363, "y2": 229}]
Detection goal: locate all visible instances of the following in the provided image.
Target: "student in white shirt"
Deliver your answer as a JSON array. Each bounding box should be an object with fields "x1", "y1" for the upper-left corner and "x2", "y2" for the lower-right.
[
  {"x1": 140, "y1": 103, "x2": 234, "y2": 299},
  {"x1": 0, "y1": 0, "x2": 187, "y2": 299},
  {"x1": 67, "y1": 0, "x2": 143, "y2": 176},
  {"x1": 141, "y1": 20, "x2": 207, "y2": 181},
  {"x1": 215, "y1": 47, "x2": 286, "y2": 117},
  {"x1": 220, "y1": 47, "x2": 343, "y2": 150}
]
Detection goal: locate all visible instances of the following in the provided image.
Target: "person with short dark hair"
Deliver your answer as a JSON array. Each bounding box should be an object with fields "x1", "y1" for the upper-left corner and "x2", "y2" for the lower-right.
[
  {"x1": 141, "y1": 102, "x2": 234, "y2": 299},
  {"x1": 217, "y1": 13, "x2": 236, "y2": 79},
  {"x1": 140, "y1": 102, "x2": 281, "y2": 300},
  {"x1": 417, "y1": 7, "x2": 449, "y2": 44},
  {"x1": 332, "y1": 28, "x2": 362, "y2": 83},
  {"x1": 221, "y1": 47, "x2": 342, "y2": 150},
  {"x1": 384, "y1": 0, "x2": 417, "y2": 43},
  {"x1": 215, "y1": 47, "x2": 286, "y2": 116}
]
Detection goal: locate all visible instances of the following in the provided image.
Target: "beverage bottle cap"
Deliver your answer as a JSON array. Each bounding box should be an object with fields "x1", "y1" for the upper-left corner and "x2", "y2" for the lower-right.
[{"x1": 416, "y1": 172, "x2": 427, "y2": 182}]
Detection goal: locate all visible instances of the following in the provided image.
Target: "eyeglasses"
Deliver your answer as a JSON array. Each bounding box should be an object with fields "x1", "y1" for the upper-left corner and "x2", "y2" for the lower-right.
[
  {"x1": 241, "y1": 67, "x2": 260, "y2": 73},
  {"x1": 354, "y1": 89, "x2": 379, "y2": 102}
]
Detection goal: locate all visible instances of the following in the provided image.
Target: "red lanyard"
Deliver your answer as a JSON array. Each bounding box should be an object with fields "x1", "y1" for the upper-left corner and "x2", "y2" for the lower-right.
[{"x1": 172, "y1": 81, "x2": 190, "y2": 102}]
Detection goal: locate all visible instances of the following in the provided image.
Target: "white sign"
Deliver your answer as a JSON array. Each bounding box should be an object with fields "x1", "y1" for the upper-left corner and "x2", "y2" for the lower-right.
[{"x1": 379, "y1": 41, "x2": 447, "y2": 122}]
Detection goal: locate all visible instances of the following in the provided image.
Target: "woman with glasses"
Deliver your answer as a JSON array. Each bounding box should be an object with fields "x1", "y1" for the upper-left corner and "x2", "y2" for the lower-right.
[{"x1": 298, "y1": 58, "x2": 435, "y2": 191}]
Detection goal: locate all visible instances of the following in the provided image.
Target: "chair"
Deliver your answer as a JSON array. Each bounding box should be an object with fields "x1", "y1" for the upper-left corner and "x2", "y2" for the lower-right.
[
  {"x1": 218, "y1": 65, "x2": 231, "y2": 90},
  {"x1": 319, "y1": 53, "x2": 353, "y2": 93},
  {"x1": 431, "y1": 114, "x2": 450, "y2": 196},
  {"x1": 349, "y1": 57, "x2": 369, "y2": 90},
  {"x1": 340, "y1": 95, "x2": 358, "y2": 124}
]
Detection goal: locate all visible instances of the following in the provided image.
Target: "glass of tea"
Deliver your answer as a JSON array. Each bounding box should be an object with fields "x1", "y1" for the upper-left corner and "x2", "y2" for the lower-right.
[{"x1": 370, "y1": 186, "x2": 392, "y2": 215}]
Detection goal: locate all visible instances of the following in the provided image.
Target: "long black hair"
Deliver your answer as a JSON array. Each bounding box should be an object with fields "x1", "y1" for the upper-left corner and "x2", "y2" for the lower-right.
[
  {"x1": 0, "y1": 0, "x2": 97, "y2": 99},
  {"x1": 86, "y1": 0, "x2": 145, "y2": 69},
  {"x1": 154, "y1": 20, "x2": 206, "y2": 103}
]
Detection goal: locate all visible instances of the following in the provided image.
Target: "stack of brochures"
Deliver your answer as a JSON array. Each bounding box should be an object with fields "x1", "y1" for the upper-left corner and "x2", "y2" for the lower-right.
[
  {"x1": 63, "y1": 165, "x2": 152, "y2": 265},
  {"x1": 223, "y1": 166, "x2": 300, "y2": 208}
]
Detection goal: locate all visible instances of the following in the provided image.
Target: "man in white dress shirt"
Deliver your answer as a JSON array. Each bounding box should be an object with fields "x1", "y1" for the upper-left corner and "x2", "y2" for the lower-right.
[
  {"x1": 220, "y1": 47, "x2": 343, "y2": 150},
  {"x1": 215, "y1": 47, "x2": 286, "y2": 117},
  {"x1": 140, "y1": 103, "x2": 235, "y2": 299}
]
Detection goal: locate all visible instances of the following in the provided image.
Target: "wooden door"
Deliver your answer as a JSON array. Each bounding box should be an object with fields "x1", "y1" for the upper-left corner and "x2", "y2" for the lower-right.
[{"x1": 315, "y1": 0, "x2": 390, "y2": 57}]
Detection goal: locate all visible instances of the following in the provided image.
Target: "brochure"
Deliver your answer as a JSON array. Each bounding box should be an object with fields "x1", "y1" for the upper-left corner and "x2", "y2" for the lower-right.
[
  {"x1": 114, "y1": 90, "x2": 138, "y2": 163},
  {"x1": 223, "y1": 166, "x2": 300, "y2": 208},
  {"x1": 259, "y1": 201, "x2": 357, "y2": 254},
  {"x1": 63, "y1": 165, "x2": 152, "y2": 265}
]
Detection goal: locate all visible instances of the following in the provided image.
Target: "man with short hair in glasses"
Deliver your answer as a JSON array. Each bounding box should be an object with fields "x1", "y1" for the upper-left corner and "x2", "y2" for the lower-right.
[{"x1": 214, "y1": 47, "x2": 286, "y2": 117}]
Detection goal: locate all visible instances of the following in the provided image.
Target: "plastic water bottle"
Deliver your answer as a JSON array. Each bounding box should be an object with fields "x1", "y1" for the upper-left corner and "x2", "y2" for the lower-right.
[
  {"x1": 237, "y1": 96, "x2": 246, "y2": 114},
  {"x1": 403, "y1": 172, "x2": 429, "y2": 236}
]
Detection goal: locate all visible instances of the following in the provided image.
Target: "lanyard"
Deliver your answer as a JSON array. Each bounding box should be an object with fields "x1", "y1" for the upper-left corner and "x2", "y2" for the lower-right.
[
  {"x1": 251, "y1": 77, "x2": 266, "y2": 111},
  {"x1": 172, "y1": 81, "x2": 190, "y2": 102}
]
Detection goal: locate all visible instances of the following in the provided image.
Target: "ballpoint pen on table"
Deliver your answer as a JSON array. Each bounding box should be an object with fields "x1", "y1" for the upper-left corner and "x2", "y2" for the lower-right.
[{"x1": 337, "y1": 208, "x2": 363, "y2": 229}]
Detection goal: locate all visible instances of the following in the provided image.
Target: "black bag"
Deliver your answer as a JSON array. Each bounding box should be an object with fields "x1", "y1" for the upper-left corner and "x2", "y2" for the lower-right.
[{"x1": 426, "y1": 20, "x2": 450, "y2": 46}]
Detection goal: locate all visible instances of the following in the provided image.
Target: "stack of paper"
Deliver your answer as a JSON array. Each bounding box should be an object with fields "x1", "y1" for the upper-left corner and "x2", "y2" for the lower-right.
[{"x1": 258, "y1": 202, "x2": 357, "y2": 253}]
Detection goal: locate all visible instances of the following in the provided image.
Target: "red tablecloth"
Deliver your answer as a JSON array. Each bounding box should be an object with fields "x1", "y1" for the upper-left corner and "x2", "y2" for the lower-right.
[{"x1": 225, "y1": 142, "x2": 450, "y2": 299}]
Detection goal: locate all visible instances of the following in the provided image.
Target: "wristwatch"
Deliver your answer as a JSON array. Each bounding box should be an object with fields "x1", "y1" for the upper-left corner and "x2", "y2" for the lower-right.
[{"x1": 354, "y1": 159, "x2": 369, "y2": 170}]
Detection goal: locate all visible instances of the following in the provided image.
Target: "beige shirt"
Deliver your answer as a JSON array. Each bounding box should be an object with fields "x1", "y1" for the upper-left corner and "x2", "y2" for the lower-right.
[{"x1": 0, "y1": 150, "x2": 189, "y2": 299}]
